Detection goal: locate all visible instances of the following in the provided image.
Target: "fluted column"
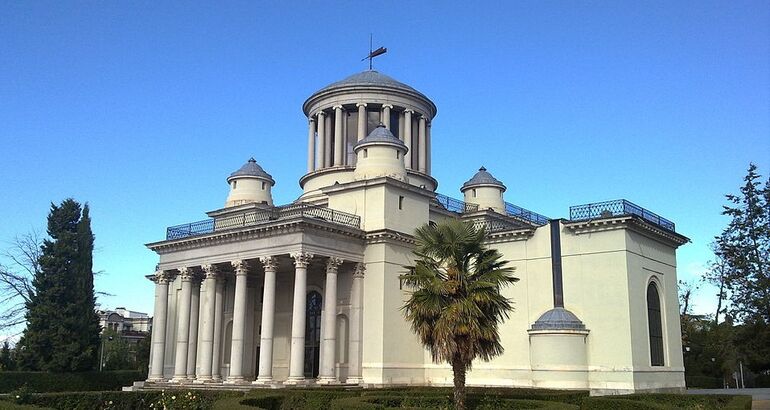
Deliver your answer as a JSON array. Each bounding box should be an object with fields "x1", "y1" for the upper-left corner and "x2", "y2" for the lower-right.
[
  {"x1": 287, "y1": 252, "x2": 313, "y2": 383},
  {"x1": 172, "y1": 267, "x2": 193, "y2": 382},
  {"x1": 426, "y1": 121, "x2": 432, "y2": 174},
  {"x1": 333, "y1": 105, "x2": 344, "y2": 166},
  {"x1": 316, "y1": 111, "x2": 326, "y2": 168},
  {"x1": 356, "y1": 103, "x2": 367, "y2": 141},
  {"x1": 307, "y1": 117, "x2": 316, "y2": 173},
  {"x1": 347, "y1": 263, "x2": 365, "y2": 384},
  {"x1": 226, "y1": 260, "x2": 249, "y2": 384},
  {"x1": 211, "y1": 275, "x2": 225, "y2": 381},
  {"x1": 148, "y1": 271, "x2": 171, "y2": 382},
  {"x1": 196, "y1": 265, "x2": 218, "y2": 382},
  {"x1": 186, "y1": 275, "x2": 201, "y2": 380},
  {"x1": 382, "y1": 104, "x2": 392, "y2": 129},
  {"x1": 403, "y1": 110, "x2": 413, "y2": 169},
  {"x1": 418, "y1": 116, "x2": 427, "y2": 173},
  {"x1": 318, "y1": 257, "x2": 343, "y2": 384},
  {"x1": 255, "y1": 256, "x2": 278, "y2": 384}
]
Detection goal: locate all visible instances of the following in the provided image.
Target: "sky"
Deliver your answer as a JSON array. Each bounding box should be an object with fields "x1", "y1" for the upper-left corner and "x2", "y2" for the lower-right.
[{"x1": 1, "y1": 1, "x2": 768, "y2": 337}]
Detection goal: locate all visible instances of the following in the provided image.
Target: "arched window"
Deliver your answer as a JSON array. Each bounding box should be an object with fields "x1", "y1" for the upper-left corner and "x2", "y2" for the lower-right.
[
  {"x1": 647, "y1": 282, "x2": 664, "y2": 366},
  {"x1": 304, "y1": 291, "x2": 322, "y2": 378}
]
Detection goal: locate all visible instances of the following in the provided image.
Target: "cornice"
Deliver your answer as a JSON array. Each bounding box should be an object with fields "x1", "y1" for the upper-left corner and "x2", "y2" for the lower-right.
[
  {"x1": 321, "y1": 175, "x2": 437, "y2": 200},
  {"x1": 146, "y1": 217, "x2": 365, "y2": 255},
  {"x1": 485, "y1": 228, "x2": 536, "y2": 244},
  {"x1": 303, "y1": 85, "x2": 437, "y2": 119},
  {"x1": 365, "y1": 229, "x2": 416, "y2": 246},
  {"x1": 563, "y1": 216, "x2": 689, "y2": 248}
]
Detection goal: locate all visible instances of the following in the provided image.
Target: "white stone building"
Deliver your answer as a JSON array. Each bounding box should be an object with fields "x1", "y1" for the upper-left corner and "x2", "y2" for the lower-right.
[{"x1": 144, "y1": 70, "x2": 688, "y2": 393}]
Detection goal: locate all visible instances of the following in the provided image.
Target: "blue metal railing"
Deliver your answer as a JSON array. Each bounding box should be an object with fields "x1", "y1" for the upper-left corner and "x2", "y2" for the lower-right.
[
  {"x1": 165, "y1": 203, "x2": 361, "y2": 240},
  {"x1": 433, "y1": 193, "x2": 479, "y2": 214},
  {"x1": 569, "y1": 199, "x2": 675, "y2": 232},
  {"x1": 505, "y1": 202, "x2": 550, "y2": 226}
]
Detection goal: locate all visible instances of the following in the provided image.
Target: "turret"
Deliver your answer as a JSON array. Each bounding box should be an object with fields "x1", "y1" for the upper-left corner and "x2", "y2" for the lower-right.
[
  {"x1": 353, "y1": 124, "x2": 408, "y2": 182},
  {"x1": 225, "y1": 158, "x2": 275, "y2": 207},
  {"x1": 460, "y1": 166, "x2": 506, "y2": 213}
]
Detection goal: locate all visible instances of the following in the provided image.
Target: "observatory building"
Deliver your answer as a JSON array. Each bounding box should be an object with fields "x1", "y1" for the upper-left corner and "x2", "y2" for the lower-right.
[{"x1": 144, "y1": 70, "x2": 688, "y2": 394}]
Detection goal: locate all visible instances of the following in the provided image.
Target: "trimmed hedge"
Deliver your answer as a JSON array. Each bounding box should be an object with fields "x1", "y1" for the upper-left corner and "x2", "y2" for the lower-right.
[
  {"x1": 685, "y1": 375, "x2": 722, "y2": 389},
  {"x1": 580, "y1": 394, "x2": 752, "y2": 410},
  {"x1": 0, "y1": 371, "x2": 144, "y2": 393},
  {"x1": 1, "y1": 390, "x2": 241, "y2": 410}
]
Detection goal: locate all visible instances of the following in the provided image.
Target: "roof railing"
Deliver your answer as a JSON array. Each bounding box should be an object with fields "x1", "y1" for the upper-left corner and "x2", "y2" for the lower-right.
[
  {"x1": 569, "y1": 199, "x2": 675, "y2": 232},
  {"x1": 165, "y1": 203, "x2": 361, "y2": 240},
  {"x1": 433, "y1": 193, "x2": 479, "y2": 214},
  {"x1": 505, "y1": 202, "x2": 550, "y2": 226}
]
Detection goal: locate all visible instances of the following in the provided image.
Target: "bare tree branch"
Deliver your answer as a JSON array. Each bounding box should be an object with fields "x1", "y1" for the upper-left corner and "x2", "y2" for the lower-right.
[{"x1": 0, "y1": 230, "x2": 42, "y2": 332}]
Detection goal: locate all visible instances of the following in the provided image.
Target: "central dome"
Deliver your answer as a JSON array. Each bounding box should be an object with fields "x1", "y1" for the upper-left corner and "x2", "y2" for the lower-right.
[{"x1": 316, "y1": 70, "x2": 420, "y2": 94}]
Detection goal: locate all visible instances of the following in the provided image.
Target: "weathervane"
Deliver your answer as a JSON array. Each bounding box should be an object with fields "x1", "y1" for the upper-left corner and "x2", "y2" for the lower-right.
[{"x1": 361, "y1": 34, "x2": 387, "y2": 70}]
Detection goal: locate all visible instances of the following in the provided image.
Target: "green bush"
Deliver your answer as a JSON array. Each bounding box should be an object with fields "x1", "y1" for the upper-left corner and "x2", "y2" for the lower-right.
[
  {"x1": 0, "y1": 390, "x2": 238, "y2": 410},
  {"x1": 685, "y1": 375, "x2": 722, "y2": 389},
  {"x1": 755, "y1": 374, "x2": 770, "y2": 388},
  {"x1": 0, "y1": 371, "x2": 144, "y2": 393},
  {"x1": 580, "y1": 394, "x2": 752, "y2": 410}
]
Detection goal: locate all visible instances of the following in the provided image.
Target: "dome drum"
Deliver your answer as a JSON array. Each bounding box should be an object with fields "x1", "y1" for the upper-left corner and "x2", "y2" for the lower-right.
[
  {"x1": 461, "y1": 167, "x2": 507, "y2": 214},
  {"x1": 225, "y1": 158, "x2": 275, "y2": 208}
]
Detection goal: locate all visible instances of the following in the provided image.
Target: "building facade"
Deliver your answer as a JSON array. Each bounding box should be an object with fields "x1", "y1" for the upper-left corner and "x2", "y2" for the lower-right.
[
  {"x1": 99, "y1": 307, "x2": 152, "y2": 344},
  {"x1": 144, "y1": 70, "x2": 688, "y2": 393}
]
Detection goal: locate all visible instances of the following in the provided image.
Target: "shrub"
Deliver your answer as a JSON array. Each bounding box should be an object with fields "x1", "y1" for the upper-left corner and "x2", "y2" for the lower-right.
[
  {"x1": 756, "y1": 374, "x2": 770, "y2": 388},
  {"x1": 0, "y1": 390, "x2": 238, "y2": 410},
  {"x1": 685, "y1": 375, "x2": 722, "y2": 389},
  {"x1": 580, "y1": 394, "x2": 752, "y2": 410},
  {"x1": 0, "y1": 371, "x2": 144, "y2": 393}
]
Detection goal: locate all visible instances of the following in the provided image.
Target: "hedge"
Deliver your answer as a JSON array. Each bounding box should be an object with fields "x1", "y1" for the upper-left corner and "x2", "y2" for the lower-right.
[
  {"x1": 685, "y1": 375, "x2": 722, "y2": 389},
  {"x1": 580, "y1": 394, "x2": 752, "y2": 410},
  {"x1": 1, "y1": 390, "x2": 241, "y2": 410},
  {"x1": 0, "y1": 371, "x2": 145, "y2": 393}
]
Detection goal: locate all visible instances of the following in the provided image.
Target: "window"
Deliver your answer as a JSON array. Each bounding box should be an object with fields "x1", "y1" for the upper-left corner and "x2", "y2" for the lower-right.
[
  {"x1": 232, "y1": 180, "x2": 237, "y2": 189},
  {"x1": 363, "y1": 149, "x2": 368, "y2": 158},
  {"x1": 472, "y1": 189, "x2": 477, "y2": 198},
  {"x1": 396, "y1": 151, "x2": 400, "y2": 159},
  {"x1": 398, "y1": 196, "x2": 404, "y2": 210},
  {"x1": 647, "y1": 282, "x2": 665, "y2": 366},
  {"x1": 261, "y1": 181, "x2": 266, "y2": 190}
]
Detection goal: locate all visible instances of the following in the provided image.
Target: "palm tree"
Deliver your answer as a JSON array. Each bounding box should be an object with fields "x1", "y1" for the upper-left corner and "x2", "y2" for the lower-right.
[{"x1": 401, "y1": 220, "x2": 518, "y2": 410}]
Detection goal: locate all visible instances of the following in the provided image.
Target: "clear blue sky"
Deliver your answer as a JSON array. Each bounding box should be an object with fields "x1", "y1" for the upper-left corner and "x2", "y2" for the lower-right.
[{"x1": 1, "y1": 1, "x2": 768, "y2": 330}]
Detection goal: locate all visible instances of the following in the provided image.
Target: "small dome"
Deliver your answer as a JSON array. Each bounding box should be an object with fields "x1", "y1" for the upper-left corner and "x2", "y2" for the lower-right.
[
  {"x1": 316, "y1": 70, "x2": 420, "y2": 95},
  {"x1": 531, "y1": 307, "x2": 587, "y2": 331},
  {"x1": 354, "y1": 124, "x2": 407, "y2": 150},
  {"x1": 227, "y1": 158, "x2": 275, "y2": 185},
  {"x1": 461, "y1": 167, "x2": 506, "y2": 191}
]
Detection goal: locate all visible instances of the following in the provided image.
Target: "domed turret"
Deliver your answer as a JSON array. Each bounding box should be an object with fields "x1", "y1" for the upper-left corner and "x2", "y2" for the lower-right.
[
  {"x1": 353, "y1": 124, "x2": 408, "y2": 182},
  {"x1": 225, "y1": 158, "x2": 275, "y2": 207},
  {"x1": 460, "y1": 167, "x2": 506, "y2": 213}
]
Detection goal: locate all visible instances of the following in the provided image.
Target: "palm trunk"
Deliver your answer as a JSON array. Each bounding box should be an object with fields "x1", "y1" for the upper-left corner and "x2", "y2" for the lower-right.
[{"x1": 451, "y1": 357, "x2": 466, "y2": 410}]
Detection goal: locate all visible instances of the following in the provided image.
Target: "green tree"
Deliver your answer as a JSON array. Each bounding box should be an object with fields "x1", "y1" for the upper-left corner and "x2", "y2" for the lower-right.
[
  {"x1": 715, "y1": 163, "x2": 769, "y2": 322},
  {"x1": 100, "y1": 330, "x2": 133, "y2": 371},
  {"x1": 16, "y1": 199, "x2": 101, "y2": 371},
  {"x1": 0, "y1": 341, "x2": 15, "y2": 371},
  {"x1": 400, "y1": 220, "x2": 518, "y2": 410}
]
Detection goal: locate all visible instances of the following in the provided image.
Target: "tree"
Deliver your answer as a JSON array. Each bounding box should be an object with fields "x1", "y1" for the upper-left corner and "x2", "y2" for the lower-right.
[
  {"x1": 714, "y1": 163, "x2": 769, "y2": 322},
  {"x1": 0, "y1": 231, "x2": 42, "y2": 333},
  {"x1": 0, "y1": 341, "x2": 15, "y2": 371},
  {"x1": 100, "y1": 330, "x2": 132, "y2": 371},
  {"x1": 400, "y1": 220, "x2": 518, "y2": 410},
  {"x1": 16, "y1": 199, "x2": 101, "y2": 371}
]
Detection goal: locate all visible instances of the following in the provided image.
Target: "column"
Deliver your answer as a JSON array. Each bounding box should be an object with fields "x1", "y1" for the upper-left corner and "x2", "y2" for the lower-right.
[
  {"x1": 286, "y1": 252, "x2": 313, "y2": 383},
  {"x1": 171, "y1": 267, "x2": 193, "y2": 382},
  {"x1": 211, "y1": 275, "x2": 225, "y2": 381},
  {"x1": 318, "y1": 257, "x2": 343, "y2": 384},
  {"x1": 226, "y1": 260, "x2": 249, "y2": 384},
  {"x1": 255, "y1": 256, "x2": 278, "y2": 384},
  {"x1": 418, "y1": 116, "x2": 427, "y2": 173},
  {"x1": 316, "y1": 111, "x2": 326, "y2": 168},
  {"x1": 186, "y1": 275, "x2": 201, "y2": 380},
  {"x1": 196, "y1": 265, "x2": 218, "y2": 382},
  {"x1": 403, "y1": 110, "x2": 413, "y2": 169},
  {"x1": 356, "y1": 103, "x2": 367, "y2": 141},
  {"x1": 333, "y1": 105, "x2": 344, "y2": 166},
  {"x1": 325, "y1": 112, "x2": 333, "y2": 167},
  {"x1": 347, "y1": 263, "x2": 365, "y2": 384},
  {"x1": 148, "y1": 271, "x2": 171, "y2": 382},
  {"x1": 307, "y1": 117, "x2": 316, "y2": 173},
  {"x1": 426, "y1": 121, "x2": 432, "y2": 174},
  {"x1": 382, "y1": 104, "x2": 392, "y2": 129}
]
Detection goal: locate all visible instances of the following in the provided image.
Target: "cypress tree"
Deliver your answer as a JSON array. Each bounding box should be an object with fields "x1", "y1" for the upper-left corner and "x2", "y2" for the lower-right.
[{"x1": 17, "y1": 199, "x2": 101, "y2": 371}]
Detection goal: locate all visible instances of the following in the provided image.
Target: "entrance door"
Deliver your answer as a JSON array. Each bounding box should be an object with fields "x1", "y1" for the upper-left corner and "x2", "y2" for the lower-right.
[{"x1": 304, "y1": 291, "x2": 322, "y2": 378}]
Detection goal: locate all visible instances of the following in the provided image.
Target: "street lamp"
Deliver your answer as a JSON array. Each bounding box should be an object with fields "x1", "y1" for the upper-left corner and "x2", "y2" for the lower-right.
[{"x1": 99, "y1": 335, "x2": 114, "y2": 372}]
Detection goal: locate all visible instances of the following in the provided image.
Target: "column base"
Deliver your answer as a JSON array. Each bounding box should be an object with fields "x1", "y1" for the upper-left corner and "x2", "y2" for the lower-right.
[
  {"x1": 193, "y1": 376, "x2": 213, "y2": 384},
  {"x1": 252, "y1": 377, "x2": 274, "y2": 385},
  {"x1": 146, "y1": 377, "x2": 167, "y2": 383},
  {"x1": 346, "y1": 377, "x2": 364, "y2": 385},
  {"x1": 224, "y1": 377, "x2": 250, "y2": 385},
  {"x1": 283, "y1": 377, "x2": 313, "y2": 385},
  {"x1": 169, "y1": 376, "x2": 189, "y2": 384},
  {"x1": 316, "y1": 377, "x2": 340, "y2": 385}
]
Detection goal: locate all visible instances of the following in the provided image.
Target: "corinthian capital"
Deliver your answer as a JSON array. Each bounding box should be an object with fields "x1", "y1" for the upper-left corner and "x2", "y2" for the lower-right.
[
  {"x1": 326, "y1": 257, "x2": 344, "y2": 273},
  {"x1": 353, "y1": 262, "x2": 366, "y2": 278},
  {"x1": 153, "y1": 270, "x2": 172, "y2": 284},
  {"x1": 259, "y1": 256, "x2": 279, "y2": 272},
  {"x1": 178, "y1": 267, "x2": 194, "y2": 281},
  {"x1": 290, "y1": 252, "x2": 314, "y2": 268},
  {"x1": 231, "y1": 259, "x2": 248, "y2": 275},
  {"x1": 202, "y1": 264, "x2": 219, "y2": 279}
]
